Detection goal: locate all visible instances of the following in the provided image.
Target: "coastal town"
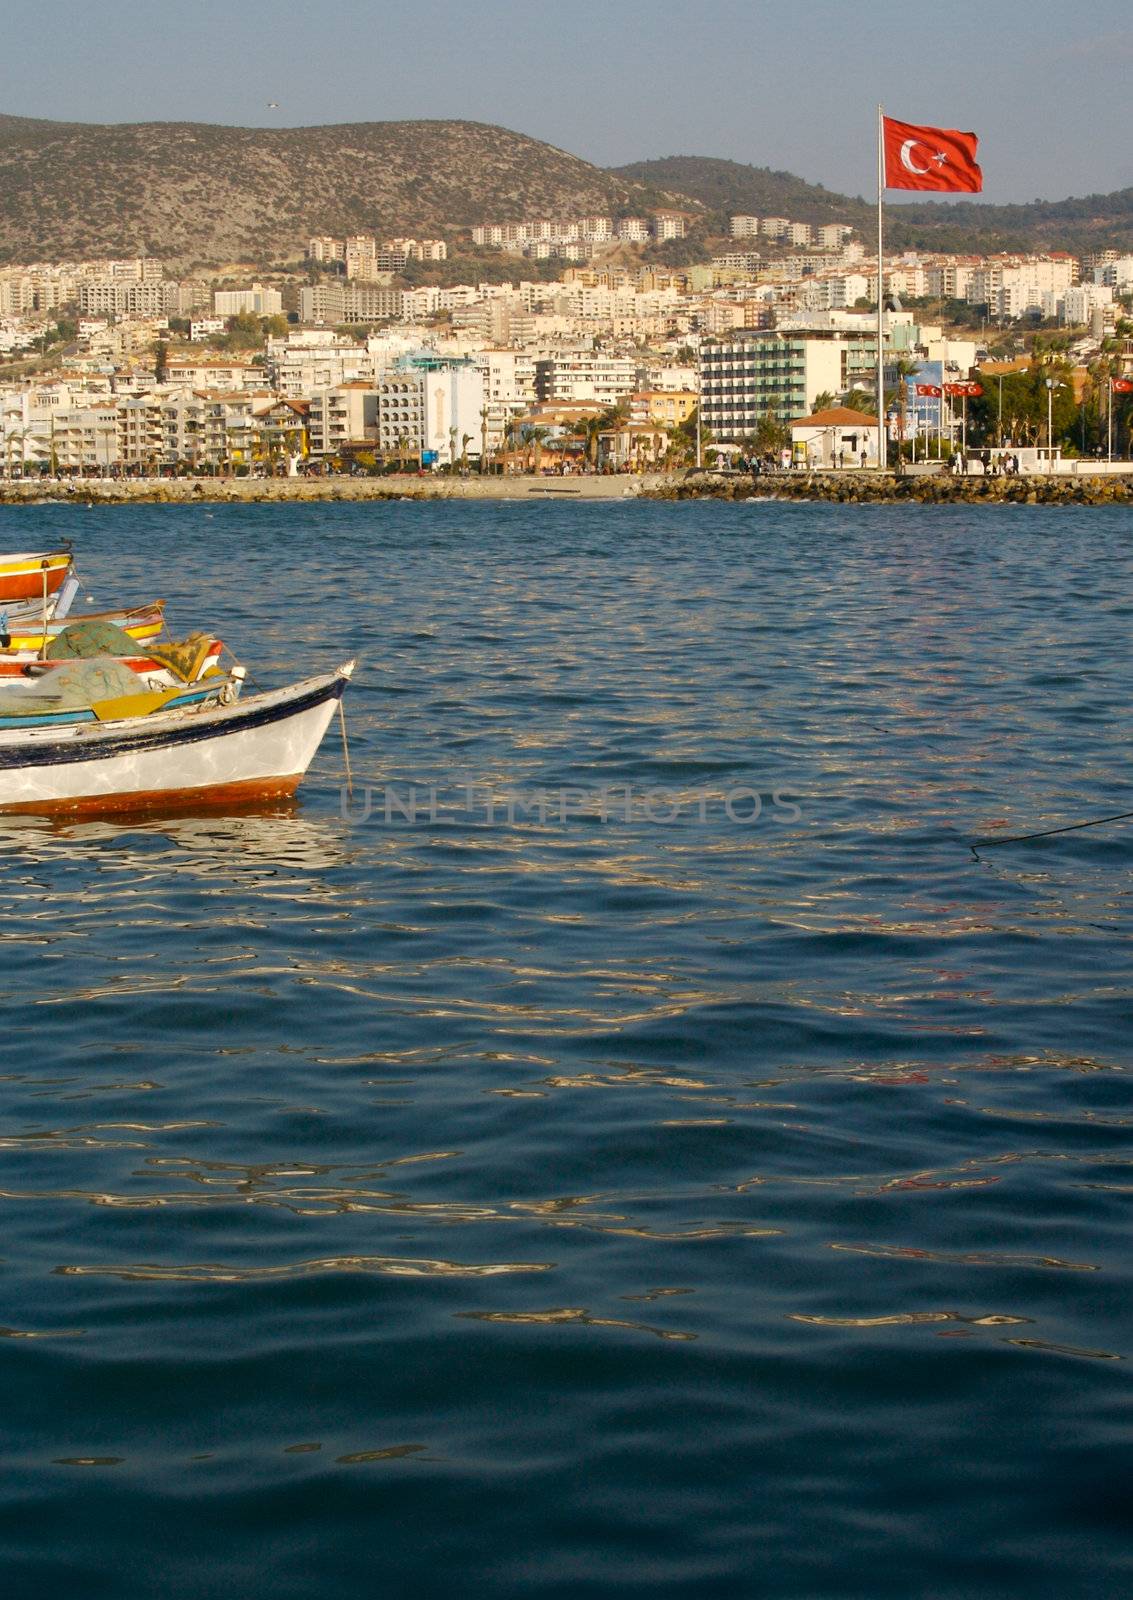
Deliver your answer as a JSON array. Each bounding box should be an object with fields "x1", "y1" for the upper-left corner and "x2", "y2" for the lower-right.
[{"x1": 2, "y1": 208, "x2": 1132, "y2": 483}]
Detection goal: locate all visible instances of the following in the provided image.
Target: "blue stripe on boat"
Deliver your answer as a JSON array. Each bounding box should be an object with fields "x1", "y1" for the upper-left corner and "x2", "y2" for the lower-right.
[{"x1": 0, "y1": 676, "x2": 345, "y2": 772}]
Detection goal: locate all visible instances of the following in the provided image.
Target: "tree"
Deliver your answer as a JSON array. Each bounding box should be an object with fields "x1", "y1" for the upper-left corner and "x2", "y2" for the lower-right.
[
  {"x1": 753, "y1": 411, "x2": 789, "y2": 456},
  {"x1": 967, "y1": 355, "x2": 1077, "y2": 449},
  {"x1": 842, "y1": 389, "x2": 875, "y2": 415},
  {"x1": 811, "y1": 391, "x2": 836, "y2": 412},
  {"x1": 154, "y1": 339, "x2": 169, "y2": 383}
]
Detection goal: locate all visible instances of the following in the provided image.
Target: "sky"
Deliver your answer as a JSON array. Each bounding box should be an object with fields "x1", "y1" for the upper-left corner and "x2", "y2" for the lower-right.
[{"x1": 2, "y1": 0, "x2": 1129, "y2": 205}]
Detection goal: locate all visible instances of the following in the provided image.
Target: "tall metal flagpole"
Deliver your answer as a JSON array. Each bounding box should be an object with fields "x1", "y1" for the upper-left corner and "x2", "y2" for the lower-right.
[{"x1": 876, "y1": 104, "x2": 887, "y2": 472}]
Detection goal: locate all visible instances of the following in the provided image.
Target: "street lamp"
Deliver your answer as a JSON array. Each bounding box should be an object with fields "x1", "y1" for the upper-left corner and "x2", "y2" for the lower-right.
[{"x1": 1045, "y1": 377, "x2": 1066, "y2": 476}]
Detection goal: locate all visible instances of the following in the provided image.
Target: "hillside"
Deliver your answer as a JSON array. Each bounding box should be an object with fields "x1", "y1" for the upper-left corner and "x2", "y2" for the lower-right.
[
  {"x1": 0, "y1": 114, "x2": 664, "y2": 266},
  {"x1": 611, "y1": 156, "x2": 1133, "y2": 254},
  {"x1": 611, "y1": 156, "x2": 873, "y2": 231}
]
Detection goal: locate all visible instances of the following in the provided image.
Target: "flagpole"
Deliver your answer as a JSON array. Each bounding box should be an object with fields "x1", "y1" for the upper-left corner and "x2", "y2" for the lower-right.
[
  {"x1": 876, "y1": 104, "x2": 886, "y2": 472},
  {"x1": 1108, "y1": 376, "x2": 1113, "y2": 465}
]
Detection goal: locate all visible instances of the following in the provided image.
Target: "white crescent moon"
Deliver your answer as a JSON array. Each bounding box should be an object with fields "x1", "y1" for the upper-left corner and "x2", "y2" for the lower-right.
[{"x1": 900, "y1": 139, "x2": 931, "y2": 175}]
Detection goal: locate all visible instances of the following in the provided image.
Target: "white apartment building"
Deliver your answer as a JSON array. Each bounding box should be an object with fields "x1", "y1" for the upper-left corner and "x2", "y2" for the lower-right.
[
  {"x1": 699, "y1": 327, "x2": 881, "y2": 438},
  {"x1": 49, "y1": 405, "x2": 122, "y2": 472},
  {"x1": 534, "y1": 352, "x2": 638, "y2": 406},
  {"x1": 966, "y1": 256, "x2": 1077, "y2": 317},
  {"x1": 78, "y1": 280, "x2": 168, "y2": 316},
  {"x1": 761, "y1": 218, "x2": 790, "y2": 238},
  {"x1": 164, "y1": 357, "x2": 263, "y2": 392},
  {"x1": 815, "y1": 224, "x2": 854, "y2": 249},
  {"x1": 214, "y1": 284, "x2": 283, "y2": 317},
  {"x1": 616, "y1": 218, "x2": 650, "y2": 243},
  {"x1": 377, "y1": 359, "x2": 486, "y2": 463},
  {"x1": 191, "y1": 317, "x2": 228, "y2": 342},
  {"x1": 308, "y1": 236, "x2": 346, "y2": 263},
  {"x1": 267, "y1": 335, "x2": 371, "y2": 397},
  {"x1": 1045, "y1": 283, "x2": 1113, "y2": 324},
  {"x1": 730, "y1": 216, "x2": 761, "y2": 238},
  {"x1": 345, "y1": 236, "x2": 378, "y2": 280},
  {"x1": 653, "y1": 214, "x2": 687, "y2": 241},
  {"x1": 299, "y1": 283, "x2": 405, "y2": 324},
  {"x1": 388, "y1": 237, "x2": 447, "y2": 262},
  {"x1": 306, "y1": 383, "x2": 379, "y2": 456},
  {"x1": 786, "y1": 222, "x2": 812, "y2": 247},
  {"x1": 474, "y1": 349, "x2": 538, "y2": 412},
  {"x1": 1095, "y1": 256, "x2": 1133, "y2": 291},
  {"x1": 0, "y1": 274, "x2": 36, "y2": 316}
]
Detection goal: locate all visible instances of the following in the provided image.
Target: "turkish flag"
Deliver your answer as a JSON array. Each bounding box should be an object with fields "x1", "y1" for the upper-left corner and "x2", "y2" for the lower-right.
[
  {"x1": 1112, "y1": 378, "x2": 1133, "y2": 394},
  {"x1": 915, "y1": 384, "x2": 942, "y2": 397},
  {"x1": 883, "y1": 116, "x2": 982, "y2": 193}
]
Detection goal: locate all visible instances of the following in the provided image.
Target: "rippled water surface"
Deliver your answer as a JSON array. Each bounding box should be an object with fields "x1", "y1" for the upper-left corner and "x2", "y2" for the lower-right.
[{"x1": 2, "y1": 500, "x2": 1132, "y2": 1598}]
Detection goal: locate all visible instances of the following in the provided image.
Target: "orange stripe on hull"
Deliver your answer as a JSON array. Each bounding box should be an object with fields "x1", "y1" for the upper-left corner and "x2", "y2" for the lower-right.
[
  {"x1": 1, "y1": 775, "x2": 303, "y2": 818},
  {"x1": 0, "y1": 558, "x2": 71, "y2": 603}
]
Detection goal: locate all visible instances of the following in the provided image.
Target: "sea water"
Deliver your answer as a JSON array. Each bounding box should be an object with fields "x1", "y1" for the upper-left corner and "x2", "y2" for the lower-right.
[{"x1": 0, "y1": 500, "x2": 1131, "y2": 1599}]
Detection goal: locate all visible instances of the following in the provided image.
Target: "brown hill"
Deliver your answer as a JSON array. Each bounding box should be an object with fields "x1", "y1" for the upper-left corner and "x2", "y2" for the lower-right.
[{"x1": 0, "y1": 114, "x2": 666, "y2": 266}]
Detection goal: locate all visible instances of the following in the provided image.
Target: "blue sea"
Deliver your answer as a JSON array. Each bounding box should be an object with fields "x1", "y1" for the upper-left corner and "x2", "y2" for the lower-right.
[{"x1": 1, "y1": 499, "x2": 1131, "y2": 1599}]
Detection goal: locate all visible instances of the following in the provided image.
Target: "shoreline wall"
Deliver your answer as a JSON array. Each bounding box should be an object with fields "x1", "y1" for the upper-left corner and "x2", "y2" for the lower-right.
[{"x1": 1, "y1": 470, "x2": 1131, "y2": 508}]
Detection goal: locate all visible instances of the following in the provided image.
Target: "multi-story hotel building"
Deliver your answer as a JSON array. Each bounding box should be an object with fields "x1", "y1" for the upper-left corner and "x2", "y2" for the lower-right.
[{"x1": 698, "y1": 328, "x2": 879, "y2": 438}]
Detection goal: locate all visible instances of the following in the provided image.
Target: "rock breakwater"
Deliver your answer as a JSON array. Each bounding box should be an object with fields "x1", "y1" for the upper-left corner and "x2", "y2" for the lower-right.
[{"x1": 649, "y1": 470, "x2": 1133, "y2": 507}]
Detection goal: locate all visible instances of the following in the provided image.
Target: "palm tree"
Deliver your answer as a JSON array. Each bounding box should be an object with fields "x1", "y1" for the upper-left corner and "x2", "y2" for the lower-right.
[{"x1": 479, "y1": 407, "x2": 490, "y2": 474}]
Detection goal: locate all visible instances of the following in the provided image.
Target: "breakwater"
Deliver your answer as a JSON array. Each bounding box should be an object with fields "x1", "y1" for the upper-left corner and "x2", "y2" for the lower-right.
[
  {"x1": 0, "y1": 473, "x2": 659, "y2": 506},
  {"x1": 652, "y1": 468, "x2": 1133, "y2": 506},
  {"x1": 4, "y1": 468, "x2": 1131, "y2": 508}
]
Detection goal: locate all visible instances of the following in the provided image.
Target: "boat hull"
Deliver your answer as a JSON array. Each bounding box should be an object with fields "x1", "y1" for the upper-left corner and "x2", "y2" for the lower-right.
[
  {"x1": 0, "y1": 550, "x2": 72, "y2": 604},
  {"x1": 0, "y1": 663, "x2": 353, "y2": 815}
]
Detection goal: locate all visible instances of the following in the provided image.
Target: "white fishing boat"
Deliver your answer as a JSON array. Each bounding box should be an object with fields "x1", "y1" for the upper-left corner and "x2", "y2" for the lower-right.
[{"x1": 0, "y1": 660, "x2": 355, "y2": 815}]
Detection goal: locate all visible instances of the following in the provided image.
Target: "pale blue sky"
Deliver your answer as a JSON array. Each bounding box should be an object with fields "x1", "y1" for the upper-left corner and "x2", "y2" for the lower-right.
[{"x1": 2, "y1": 0, "x2": 1128, "y2": 204}]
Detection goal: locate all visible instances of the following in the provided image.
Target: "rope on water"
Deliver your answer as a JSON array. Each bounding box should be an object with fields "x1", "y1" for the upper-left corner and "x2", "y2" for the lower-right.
[
  {"x1": 971, "y1": 808, "x2": 1133, "y2": 856},
  {"x1": 338, "y1": 700, "x2": 353, "y2": 798}
]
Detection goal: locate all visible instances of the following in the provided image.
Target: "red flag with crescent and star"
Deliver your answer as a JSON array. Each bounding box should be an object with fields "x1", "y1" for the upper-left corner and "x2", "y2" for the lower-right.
[
  {"x1": 883, "y1": 116, "x2": 982, "y2": 193},
  {"x1": 1112, "y1": 378, "x2": 1133, "y2": 394}
]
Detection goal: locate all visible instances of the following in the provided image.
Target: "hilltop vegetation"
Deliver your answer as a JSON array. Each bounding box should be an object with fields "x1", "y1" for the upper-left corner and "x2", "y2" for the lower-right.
[
  {"x1": 0, "y1": 115, "x2": 662, "y2": 266},
  {"x1": 612, "y1": 156, "x2": 1133, "y2": 254},
  {"x1": 611, "y1": 156, "x2": 873, "y2": 232}
]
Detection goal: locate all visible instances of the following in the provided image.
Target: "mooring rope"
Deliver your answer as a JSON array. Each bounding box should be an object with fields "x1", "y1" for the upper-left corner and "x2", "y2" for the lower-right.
[{"x1": 971, "y1": 808, "x2": 1133, "y2": 856}]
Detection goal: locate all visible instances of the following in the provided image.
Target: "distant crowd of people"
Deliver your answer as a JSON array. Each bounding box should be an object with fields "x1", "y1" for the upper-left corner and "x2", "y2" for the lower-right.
[{"x1": 950, "y1": 449, "x2": 1023, "y2": 476}]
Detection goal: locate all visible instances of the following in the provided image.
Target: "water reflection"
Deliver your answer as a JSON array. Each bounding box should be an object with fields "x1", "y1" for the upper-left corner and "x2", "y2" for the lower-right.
[{"x1": 0, "y1": 806, "x2": 351, "y2": 875}]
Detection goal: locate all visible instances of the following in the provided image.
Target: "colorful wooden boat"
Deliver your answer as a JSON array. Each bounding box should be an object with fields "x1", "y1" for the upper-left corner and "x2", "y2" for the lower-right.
[
  {"x1": 0, "y1": 549, "x2": 73, "y2": 604},
  {"x1": 1, "y1": 572, "x2": 81, "y2": 627},
  {"x1": 0, "y1": 672, "x2": 243, "y2": 730},
  {"x1": 2, "y1": 602, "x2": 167, "y2": 655},
  {"x1": 0, "y1": 660, "x2": 355, "y2": 815},
  {"x1": 0, "y1": 629, "x2": 224, "y2": 684}
]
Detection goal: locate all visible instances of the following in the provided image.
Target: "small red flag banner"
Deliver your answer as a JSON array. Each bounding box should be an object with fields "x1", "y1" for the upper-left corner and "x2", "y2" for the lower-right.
[
  {"x1": 943, "y1": 382, "x2": 983, "y2": 397},
  {"x1": 1112, "y1": 378, "x2": 1133, "y2": 394},
  {"x1": 915, "y1": 384, "x2": 942, "y2": 397},
  {"x1": 883, "y1": 117, "x2": 983, "y2": 193}
]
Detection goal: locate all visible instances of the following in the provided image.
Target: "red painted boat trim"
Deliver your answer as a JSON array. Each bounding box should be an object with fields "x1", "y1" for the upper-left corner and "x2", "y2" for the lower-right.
[
  {"x1": 0, "y1": 554, "x2": 72, "y2": 603},
  {"x1": 1, "y1": 774, "x2": 303, "y2": 817}
]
